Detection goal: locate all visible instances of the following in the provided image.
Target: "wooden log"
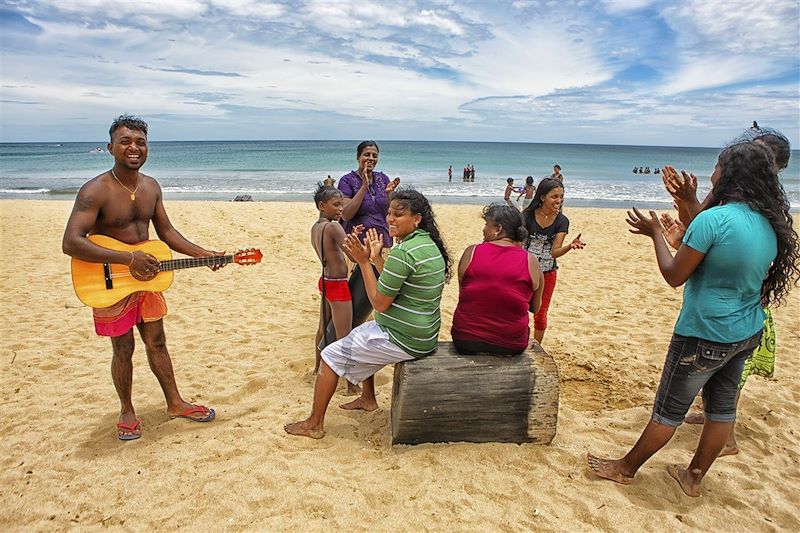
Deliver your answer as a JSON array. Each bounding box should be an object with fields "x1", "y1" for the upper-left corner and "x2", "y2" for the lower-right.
[{"x1": 391, "y1": 341, "x2": 559, "y2": 445}]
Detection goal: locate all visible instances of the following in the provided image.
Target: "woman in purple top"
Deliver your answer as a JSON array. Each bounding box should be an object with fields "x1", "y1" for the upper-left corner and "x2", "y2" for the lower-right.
[{"x1": 338, "y1": 141, "x2": 400, "y2": 248}]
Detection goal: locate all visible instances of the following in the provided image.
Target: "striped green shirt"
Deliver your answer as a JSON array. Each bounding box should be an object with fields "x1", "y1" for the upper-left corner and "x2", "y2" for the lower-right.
[{"x1": 376, "y1": 229, "x2": 446, "y2": 357}]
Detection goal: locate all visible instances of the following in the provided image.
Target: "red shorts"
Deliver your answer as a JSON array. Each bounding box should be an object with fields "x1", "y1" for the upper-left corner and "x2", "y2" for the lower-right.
[{"x1": 318, "y1": 277, "x2": 352, "y2": 302}]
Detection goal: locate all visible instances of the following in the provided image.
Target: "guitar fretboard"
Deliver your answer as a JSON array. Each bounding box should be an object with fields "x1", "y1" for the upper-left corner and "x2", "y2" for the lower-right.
[{"x1": 160, "y1": 255, "x2": 233, "y2": 271}]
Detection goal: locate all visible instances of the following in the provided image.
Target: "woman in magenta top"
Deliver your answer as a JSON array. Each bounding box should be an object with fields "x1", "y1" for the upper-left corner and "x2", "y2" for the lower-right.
[{"x1": 451, "y1": 204, "x2": 544, "y2": 355}]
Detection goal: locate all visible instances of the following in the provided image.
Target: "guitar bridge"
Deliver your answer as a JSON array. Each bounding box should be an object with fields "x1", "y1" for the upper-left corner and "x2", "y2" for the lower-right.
[{"x1": 103, "y1": 263, "x2": 113, "y2": 289}]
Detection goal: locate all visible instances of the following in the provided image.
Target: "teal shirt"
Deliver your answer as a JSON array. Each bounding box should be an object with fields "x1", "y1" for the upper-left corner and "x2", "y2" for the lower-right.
[
  {"x1": 375, "y1": 229, "x2": 446, "y2": 357},
  {"x1": 675, "y1": 203, "x2": 776, "y2": 342}
]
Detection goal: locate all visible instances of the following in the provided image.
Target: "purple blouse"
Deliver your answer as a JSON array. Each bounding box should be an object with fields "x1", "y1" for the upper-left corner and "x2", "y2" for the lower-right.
[{"x1": 338, "y1": 170, "x2": 392, "y2": 247}]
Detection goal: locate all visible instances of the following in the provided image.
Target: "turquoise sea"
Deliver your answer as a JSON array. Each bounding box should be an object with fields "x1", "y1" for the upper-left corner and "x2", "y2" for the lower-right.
[{"x1": 1, "y1": 140, "x2": 798, "y2": 209}]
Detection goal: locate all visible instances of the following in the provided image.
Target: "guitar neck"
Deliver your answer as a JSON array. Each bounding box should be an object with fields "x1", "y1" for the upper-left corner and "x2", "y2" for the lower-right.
[{"x1": 160, "y1": 255, "x2": 233, "y2": 271}]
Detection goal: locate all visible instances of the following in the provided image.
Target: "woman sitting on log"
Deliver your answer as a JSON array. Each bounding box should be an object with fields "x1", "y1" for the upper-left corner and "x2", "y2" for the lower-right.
[
  {"x1": 285, "y1": 189, "x2": 451, "y2": 439},
  {"x1": 451, "y1": 204, "x2": 544, "y2": 355}
]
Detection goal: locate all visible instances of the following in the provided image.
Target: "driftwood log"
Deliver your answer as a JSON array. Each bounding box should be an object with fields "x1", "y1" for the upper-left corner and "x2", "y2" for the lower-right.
[{"x1": 391, "y1": 341, "x2": 559, "y2": 445}]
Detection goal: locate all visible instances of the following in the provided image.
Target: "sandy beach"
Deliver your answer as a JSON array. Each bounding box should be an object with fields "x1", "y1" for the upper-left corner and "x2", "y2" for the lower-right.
[{"x1": 1, "y1": 199, "x2": 798, "y2": 532}]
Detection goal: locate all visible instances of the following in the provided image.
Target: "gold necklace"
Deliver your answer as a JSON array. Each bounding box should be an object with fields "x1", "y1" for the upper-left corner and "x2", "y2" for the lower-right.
[{"x1": 111, "y1": 168, "x2": 140, "y2": 201}]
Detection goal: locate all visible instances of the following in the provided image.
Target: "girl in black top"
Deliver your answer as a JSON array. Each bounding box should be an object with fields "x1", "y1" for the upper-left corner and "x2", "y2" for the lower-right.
[{"x1": 522, "y1": 178, "x2": 585, "y2": 344}]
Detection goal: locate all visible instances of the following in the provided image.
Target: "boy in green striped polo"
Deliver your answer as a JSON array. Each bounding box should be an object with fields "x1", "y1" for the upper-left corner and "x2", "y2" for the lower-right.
[{"x1": 285, "y1": 190, "x2": 451, "y2": 439}]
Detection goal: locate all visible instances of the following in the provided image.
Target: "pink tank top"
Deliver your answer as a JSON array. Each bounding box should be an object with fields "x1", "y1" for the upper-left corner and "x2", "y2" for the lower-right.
[{"x1": 451, "y1": 242, "x2": 533, "y2": 351}]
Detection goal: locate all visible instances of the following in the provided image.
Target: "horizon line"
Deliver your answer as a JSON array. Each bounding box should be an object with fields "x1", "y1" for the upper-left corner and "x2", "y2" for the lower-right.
[{"x1": 0, "y1": 138, "x2": 731, "y2": 150}]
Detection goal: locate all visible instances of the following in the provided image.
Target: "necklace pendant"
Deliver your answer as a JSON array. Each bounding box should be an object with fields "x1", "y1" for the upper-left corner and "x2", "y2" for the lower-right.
[{"x1": 130, "y1": 193, "x2": 136, "y2": 201}]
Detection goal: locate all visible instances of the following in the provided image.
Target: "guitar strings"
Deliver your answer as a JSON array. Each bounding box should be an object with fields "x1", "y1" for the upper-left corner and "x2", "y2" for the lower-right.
[{"x1": 105, "y1": 253, "x2": 251, "y2": 279}]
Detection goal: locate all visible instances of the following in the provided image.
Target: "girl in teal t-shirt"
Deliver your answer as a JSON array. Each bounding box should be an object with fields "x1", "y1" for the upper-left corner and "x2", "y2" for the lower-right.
[{"x1": 588, "y1": 140, "x2": 800, "y2": 497}]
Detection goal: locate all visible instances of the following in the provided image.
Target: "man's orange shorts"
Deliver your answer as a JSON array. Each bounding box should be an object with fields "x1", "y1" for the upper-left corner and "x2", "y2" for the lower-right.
[
  {"x1": 318, "y1": 277, "x2": 352, "y2": 302},
  {"x1": 93, "y1": 291, "x2": 167, "y2": 337}
]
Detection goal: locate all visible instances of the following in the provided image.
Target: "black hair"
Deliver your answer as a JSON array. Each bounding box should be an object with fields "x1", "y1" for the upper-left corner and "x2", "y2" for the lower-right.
[
  {"x1": 741, "y1": 127, "x2": 791, "y2": 171},
  {"x1": 525, "y1": 176, "x2": 534, "y2": 186},
  {"x1": 707, "y1": 141, "x2": 799, "y2": 306},
  {"x1": 109, "y1": 114, "x2": 148, "y2": 141},
  {"x1": 314, "y1": 184, "x2": 342, "y2": 207},
  {"x1": 483, "y1": 203, "x2": 528, "y2": 243},
  {"x1": 506, "y1": 177, "x2": 514, "y2": 184},
  {"x1": 391, "y1": 188, "x2": 452, "y2": 282},
  {"x1": 357, "y1": 141, "x2": 379, "y2": 158},
  {"x1": 554, "y1": 164, "x2": 561, "y2": 171},
  {"x1": 522, "y1": 177, "x2": 564, "y2": 217}
]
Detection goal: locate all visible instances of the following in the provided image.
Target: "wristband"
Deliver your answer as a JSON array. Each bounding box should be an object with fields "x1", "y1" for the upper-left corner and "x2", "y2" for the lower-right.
[{"x1": 129, "y1": 252, "x2": 135, "y2": 266}]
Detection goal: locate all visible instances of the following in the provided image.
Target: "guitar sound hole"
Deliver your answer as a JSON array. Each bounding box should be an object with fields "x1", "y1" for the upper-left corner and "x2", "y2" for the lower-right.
[{"x1": 131, "y1": 270, "x2": 158, "y2": 282}]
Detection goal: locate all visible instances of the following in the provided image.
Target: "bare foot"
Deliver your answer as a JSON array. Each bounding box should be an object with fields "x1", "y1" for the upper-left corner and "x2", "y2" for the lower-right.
[
  {"x1": 586, "y1": 453, "x2": 634, "y2": 485},
  {"x1": 346, "y1": 383, "x2": 362, "y2": 396},
  {"x1": 684, "y1": 412, "x2": 705, "y2": 425},
  {"x1": 666, "y1": 464, "x2": 701, "y2": 497},
  {"x1": 718, "y1": 443, "x2": 739, "y2": 457},
  {"x1": 339, "y1": 397, "x2": 378, "y2": 411},
  {"x1": 691, "y1": 443, "x2": 739, "y2": 457},
  {"x1": 284, "y1": 420, "x2": 325, "y2": 439}
]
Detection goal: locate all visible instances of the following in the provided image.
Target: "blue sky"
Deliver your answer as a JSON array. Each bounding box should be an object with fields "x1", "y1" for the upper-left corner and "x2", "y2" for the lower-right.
[{"x1": 1, "y1": 0, "x2": 798, "y2": 146}]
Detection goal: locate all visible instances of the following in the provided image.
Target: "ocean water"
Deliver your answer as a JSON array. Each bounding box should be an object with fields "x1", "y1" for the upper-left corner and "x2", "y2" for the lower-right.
[{"x1": 1, "y1": 140, "x2": 798, "y2": 209}]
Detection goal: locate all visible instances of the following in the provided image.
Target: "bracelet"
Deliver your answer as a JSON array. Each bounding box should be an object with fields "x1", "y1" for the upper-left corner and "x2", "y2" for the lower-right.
[{"x1": 129, "y1": 251, "x2": 135, "y2": 266}]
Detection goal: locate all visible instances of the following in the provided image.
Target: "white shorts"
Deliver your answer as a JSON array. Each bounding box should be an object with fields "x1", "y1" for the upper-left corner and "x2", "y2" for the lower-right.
[{"x1": 321, "y1": 321, "x2": 414, "y2": 385}]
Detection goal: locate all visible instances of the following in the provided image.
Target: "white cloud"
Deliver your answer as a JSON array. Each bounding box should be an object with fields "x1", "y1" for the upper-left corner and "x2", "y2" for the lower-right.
[
  {"x1": 657, "y1": 54, "x2": 785, "y2": 95},
  {"x1": 0, "y1": 1, "x2": 797, "y2": 144},
  {"x1": 454, "y1": 25, "x2": 612, "y2": 97},
  {"x1": 601, "y1": 0, "x2": 659, "y2": 14},
  {"x1": 661, "y1": 0, "x2": 799, "y2": 56},
  {"x1": 209, "y1": 0, "x2": 285, "y2": 19},
  {"x1": 25, "y1": 0, "x2": 208, "y2": 20}
]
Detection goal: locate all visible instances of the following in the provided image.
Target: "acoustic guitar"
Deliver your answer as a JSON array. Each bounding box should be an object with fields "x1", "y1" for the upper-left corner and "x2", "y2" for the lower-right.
[{"x1": 71, "y1": 234, "x2": 262, "y2": 308}]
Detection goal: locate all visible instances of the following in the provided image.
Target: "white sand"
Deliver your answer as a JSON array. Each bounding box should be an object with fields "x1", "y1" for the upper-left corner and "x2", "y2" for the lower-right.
[{"x1": 1, "y1": 200, "x2": 798, "y2": 531}]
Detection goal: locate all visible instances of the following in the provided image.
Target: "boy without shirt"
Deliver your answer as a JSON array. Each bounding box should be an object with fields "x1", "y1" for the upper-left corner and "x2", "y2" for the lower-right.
[{"x1": 311, "y1": 186, "x2": 361, "y2": 394}]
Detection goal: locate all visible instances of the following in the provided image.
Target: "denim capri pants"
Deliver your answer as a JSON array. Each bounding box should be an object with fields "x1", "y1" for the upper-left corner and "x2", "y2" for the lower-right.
[{"x1": 651, "y1": 330, "x2": 762, "y2": 427}]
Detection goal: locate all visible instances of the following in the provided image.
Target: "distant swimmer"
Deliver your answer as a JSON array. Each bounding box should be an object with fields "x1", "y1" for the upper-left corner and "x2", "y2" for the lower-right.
[
  {"x1": 504, "y1": 177, "x2": 517, "y2": 209},
  {"x1": 517, "y1": 175, "x2": 535, "y2": 210},
  {"x1": 633, "y1": 167, "x2": 638, "y2": 174},
  {"x1": 550, "y1": 164, "x2": 563, "y2": 182}
]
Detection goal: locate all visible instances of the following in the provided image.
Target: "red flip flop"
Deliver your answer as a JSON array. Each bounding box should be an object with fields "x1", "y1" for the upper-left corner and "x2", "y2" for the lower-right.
[
  {"x1": 116, "y1": 419, "x2": 141, "y2": 441},
  {"x1": 170, "y1": 405, "x2": 215, "y2": 423}
]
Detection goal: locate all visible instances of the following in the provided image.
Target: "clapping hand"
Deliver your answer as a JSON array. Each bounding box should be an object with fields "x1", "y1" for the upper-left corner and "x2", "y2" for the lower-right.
[
  {"x1": 365, "y1": 227, "x2": 384, "y2": 261},
  {"x1": 350, "y1": 224, "x2": 365, "y2": 238},
  {"x1": 342, "y1": 232, "x2": 370, "y2": 264},
  {"x1": 662, "y1": 166, "x2": 698, "y2": 206},
  {"x1": 659, "y1": 212, "x2": 686, "y2": 250},
  {"x1": 386, "y1": 177, "x2": 401, "y2": 194},
  {"x1": 626, "y1": 207, "x2": 662, "y2": 238}
]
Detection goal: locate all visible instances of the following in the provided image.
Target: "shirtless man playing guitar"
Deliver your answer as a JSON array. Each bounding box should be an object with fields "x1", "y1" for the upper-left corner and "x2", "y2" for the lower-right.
[{"x1": 62, "y1": 114, "x2": 222, "y2": 441}]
